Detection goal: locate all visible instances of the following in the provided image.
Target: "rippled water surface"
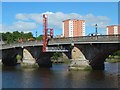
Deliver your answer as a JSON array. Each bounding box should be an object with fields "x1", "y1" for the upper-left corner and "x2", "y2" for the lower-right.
[{"x1": 1, "y1": 62, "x2": 119, "y2": 88}]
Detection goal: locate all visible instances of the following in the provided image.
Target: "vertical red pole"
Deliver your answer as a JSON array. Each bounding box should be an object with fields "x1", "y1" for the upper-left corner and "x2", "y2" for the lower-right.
[
  {"x1": 50, "y1": 28, "x2": 53, "y2": 38},
  {"x1": 42, "y1": 14, "x2": 54, "y2": 52},
  {"x1": 42, "y1": 14, "x2": 48, "y2": 52}
]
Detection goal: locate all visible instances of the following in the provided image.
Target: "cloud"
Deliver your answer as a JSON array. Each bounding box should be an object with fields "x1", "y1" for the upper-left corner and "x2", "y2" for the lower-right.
[
  {"x1": 1, "y1": 11, "x2": 110, "y2": 33},
  {"x1": 15, "y1": 14, "x2": 29, "y2": 20},
  {"x1": 0, "y1": 21, "x2": 37, "y2": 33},
  {"x1": 16, "y1": 11, "x2": 111, "y2": 29}
]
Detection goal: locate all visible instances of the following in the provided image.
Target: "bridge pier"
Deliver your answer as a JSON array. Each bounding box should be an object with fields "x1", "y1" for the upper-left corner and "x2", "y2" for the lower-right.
[
  {"x1": 90, "y1": 63, "x2": 105, "y2": 70},
  {"x1": 36, "y1": 52, "x2": 53, "y2": 68},
  {"x1": 69, "y1": 47, "x2": 92, "y2": 70},
  {"x1": 69, "y1": 59, "x2": 91, "y2": 70}
]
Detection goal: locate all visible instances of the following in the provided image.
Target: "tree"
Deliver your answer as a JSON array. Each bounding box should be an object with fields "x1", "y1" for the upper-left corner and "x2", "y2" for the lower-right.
[
  {"x1": 20, "y1": 32, "x2": 24, "y2": 39},
  {"x1": 5, "y1": 32, "x2": 14, "y2": 43},
  {"x1": 12, "y1": 31, "x2": 21, "y2": 41},
  {"x1": 2, "y1": 31, "x2": 34, "y2": 43},
  {"x1": 2, "y1": 33, "x2": 7, "y2": 41},
  {"x1": 51, "y1": 52, "x2": 62, "y2": 60},
  {"x1": 113, "y1": 50, "x2": 120, "y2": 56},
  {"x1": 36, "y1": 35, "x2": 43, "y2": 41}
]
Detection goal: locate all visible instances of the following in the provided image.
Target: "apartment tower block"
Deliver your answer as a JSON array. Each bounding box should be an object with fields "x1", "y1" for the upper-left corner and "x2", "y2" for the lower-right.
[
  {"x1": 62, "y1": 19, "x2": 85, "y2": 37},
  {"x1": 106, "y1": 25, "x2": 120, "y2": 35}
]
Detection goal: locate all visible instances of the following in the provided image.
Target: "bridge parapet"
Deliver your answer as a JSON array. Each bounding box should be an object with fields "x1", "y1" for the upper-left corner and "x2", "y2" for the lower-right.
[
  {"x1": 49, "y1": 34, "x2": 120, "y2": 44},
  {"x1": 1, "y1": 41, "x2": 43, "y2": 49}
]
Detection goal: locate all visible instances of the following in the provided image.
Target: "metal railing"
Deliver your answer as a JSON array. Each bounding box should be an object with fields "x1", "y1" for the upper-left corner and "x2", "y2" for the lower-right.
[
  {"x1": 46, "y1": 46, "x2": 68, "y2": 52},
  {"x1": 49, "y1": 34, "x2": 120, "y2": 44}
]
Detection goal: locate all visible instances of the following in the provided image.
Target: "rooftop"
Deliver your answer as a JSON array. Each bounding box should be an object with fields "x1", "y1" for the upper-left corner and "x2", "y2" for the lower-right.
[
  {"x1": 63, "y1": 19, "x2": 85, "y2": 22},
  {"x1": 107, "y1": 25, "x2": 120, "y2": 27}
]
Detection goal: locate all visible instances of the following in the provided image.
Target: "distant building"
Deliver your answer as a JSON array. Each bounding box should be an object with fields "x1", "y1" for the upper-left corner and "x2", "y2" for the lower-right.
[
  {"x1": 62, "y1": 19, "x2": 85, "y2": 37},
  {"x1": 55, "y1": 34, "x2": 63, "y2": 38},
  {"x1": 106, "y1": 25, "x2": 120, "y2": 35}
]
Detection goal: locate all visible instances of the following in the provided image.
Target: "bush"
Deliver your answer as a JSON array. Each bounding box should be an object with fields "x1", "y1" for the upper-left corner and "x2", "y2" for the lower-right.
[{"x1": 16, "y1": 54, "x2": 22, "y2": 60}]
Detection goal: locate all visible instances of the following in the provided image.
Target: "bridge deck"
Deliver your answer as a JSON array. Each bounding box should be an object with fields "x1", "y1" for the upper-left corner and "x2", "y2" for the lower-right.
[{"x1": 1, "y1": 35, "x2": 120, "y2": 50}]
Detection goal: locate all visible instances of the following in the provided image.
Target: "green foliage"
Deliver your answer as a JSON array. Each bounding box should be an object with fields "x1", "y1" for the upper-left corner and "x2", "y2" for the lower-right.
[
  {"x1": 16, "y1": 54, "x2": 22, "y2": 60},
  {"x1": 112, "y1": 50, "x2": 120, "y2": 56},
  {"x1": 51, "y1": 52, "x2": 62, "y2": 60},
  {"x1": 2, "y1": 31, "x2": 34, "y2": 43},
  {"x1": 36, "y1": 35, "x2": 43, "y2": 41},
  {"x1": 12, "y1": 31, "x2": 21, "y2": 41},
  {"x1": 106, "y1": 59, "x2": 120, "y2": 63},
  {"x1": 23, "y1": 32, "x2": 33, "y2": 39},
  {"x1": 5, "y1": 32, "x2": 14, "y2": 43},
  {"x1": 106, "y1": 50, "x2": 120, "y2": 63}
]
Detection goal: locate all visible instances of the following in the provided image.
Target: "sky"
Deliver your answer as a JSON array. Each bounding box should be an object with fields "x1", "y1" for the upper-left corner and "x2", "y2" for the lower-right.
[{"x1": 1, "y1": 2, "x2": 119, "y2": 37}]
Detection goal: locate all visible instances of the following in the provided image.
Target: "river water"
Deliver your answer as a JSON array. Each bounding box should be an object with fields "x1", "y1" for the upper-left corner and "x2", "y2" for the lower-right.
[{"x1": 1, "y1": 62, "x2": 120, "y2": 88}]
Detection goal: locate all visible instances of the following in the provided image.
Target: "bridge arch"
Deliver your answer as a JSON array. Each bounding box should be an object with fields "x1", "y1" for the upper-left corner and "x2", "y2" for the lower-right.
[
  {"x1": 73, "y1": 43, "x2": 120, "y2": 70},
  {"x1": 24, "y1": 46, "x2": 53, "y2": 68},
  {"x1": 2, "y1": 47, "x2": 23, "y2": 66}
]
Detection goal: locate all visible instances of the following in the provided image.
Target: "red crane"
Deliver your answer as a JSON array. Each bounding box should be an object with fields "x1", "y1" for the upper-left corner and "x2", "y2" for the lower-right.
[{"x1": 42, "y1": 14, "x2": 53, "y2": 52}]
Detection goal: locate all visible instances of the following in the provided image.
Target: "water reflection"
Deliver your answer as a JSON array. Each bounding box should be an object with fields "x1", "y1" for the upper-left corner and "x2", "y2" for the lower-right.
[{"x1": 2, "y1": 63, "x2": 119, "y2": 88}]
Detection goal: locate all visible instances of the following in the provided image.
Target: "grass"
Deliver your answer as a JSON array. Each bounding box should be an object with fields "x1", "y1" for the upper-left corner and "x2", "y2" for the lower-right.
[
  {"x1": 106, "y1": 55, "x2": 120, "y2": 63},
  {"x1": 105, "y1": 59, "x2": 120, "y2": 63}
]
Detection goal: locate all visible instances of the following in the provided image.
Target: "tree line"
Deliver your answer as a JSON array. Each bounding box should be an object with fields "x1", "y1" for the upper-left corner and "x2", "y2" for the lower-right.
[{"x1": 1, "y1": 31, "x2": 43, "y2": 44}]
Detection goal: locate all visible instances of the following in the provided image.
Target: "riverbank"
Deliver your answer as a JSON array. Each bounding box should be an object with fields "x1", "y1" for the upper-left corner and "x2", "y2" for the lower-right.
[
  {"x1": 106, "y1": 55, "x2": 120, "y2": 63},
  {"x1": 105, "y1": 59, "x2": 120, "y2": 63}
]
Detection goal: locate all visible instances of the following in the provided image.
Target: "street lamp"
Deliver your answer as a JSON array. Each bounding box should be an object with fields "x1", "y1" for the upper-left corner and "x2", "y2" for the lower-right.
[
  {"x1": 36, "y1": 30, "x2": 37, "y2": 39},
  {"x1": 95, "y1": 24, "x2": 98, "y2": 36}
]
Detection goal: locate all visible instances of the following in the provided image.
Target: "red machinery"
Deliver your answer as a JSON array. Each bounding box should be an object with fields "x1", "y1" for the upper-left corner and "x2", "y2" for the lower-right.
[
  {"x1": 42, "y1": 14, "x2": 53, "y2": 52},
  {"x1": 50, "y1": 28, "x2": 53, "y2": 38}
]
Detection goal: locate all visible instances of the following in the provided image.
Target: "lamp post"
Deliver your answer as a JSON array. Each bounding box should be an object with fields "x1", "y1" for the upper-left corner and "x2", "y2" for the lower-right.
[
  {"x1": 36, "y1": 30, "x2": 38, "y2": 42},
  {"x1": 95, "y1": 24, "x2": 98, "y2": 40},
  {"x1": 36, "y1": 30, "x2": 37, "y2": 39},
  {"x1": 95, "y1": 24, "x2": 98, "y2": 36}
]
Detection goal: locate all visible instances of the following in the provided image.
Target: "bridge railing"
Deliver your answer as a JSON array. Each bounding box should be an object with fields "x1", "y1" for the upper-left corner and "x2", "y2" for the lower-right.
[
  {"x1": 46, "y1": 46, "x2": 68, "y2": 52},
  {"x1": 49, "y1": 34, "x2": 120, "y2": 44},
  {"x1": 1, "y1": 40, "x2": 43, "y2": 49}
]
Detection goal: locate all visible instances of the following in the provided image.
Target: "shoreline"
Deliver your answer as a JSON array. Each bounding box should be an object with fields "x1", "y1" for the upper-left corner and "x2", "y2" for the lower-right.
[{"x1": 105, "y1": 59, "x2": 120, "y2": 63}]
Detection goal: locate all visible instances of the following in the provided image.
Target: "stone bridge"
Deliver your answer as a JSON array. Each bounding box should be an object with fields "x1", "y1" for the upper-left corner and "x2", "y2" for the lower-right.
[{"x1": 1, "y1": 35, "x2": 120, "y2": 70}]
